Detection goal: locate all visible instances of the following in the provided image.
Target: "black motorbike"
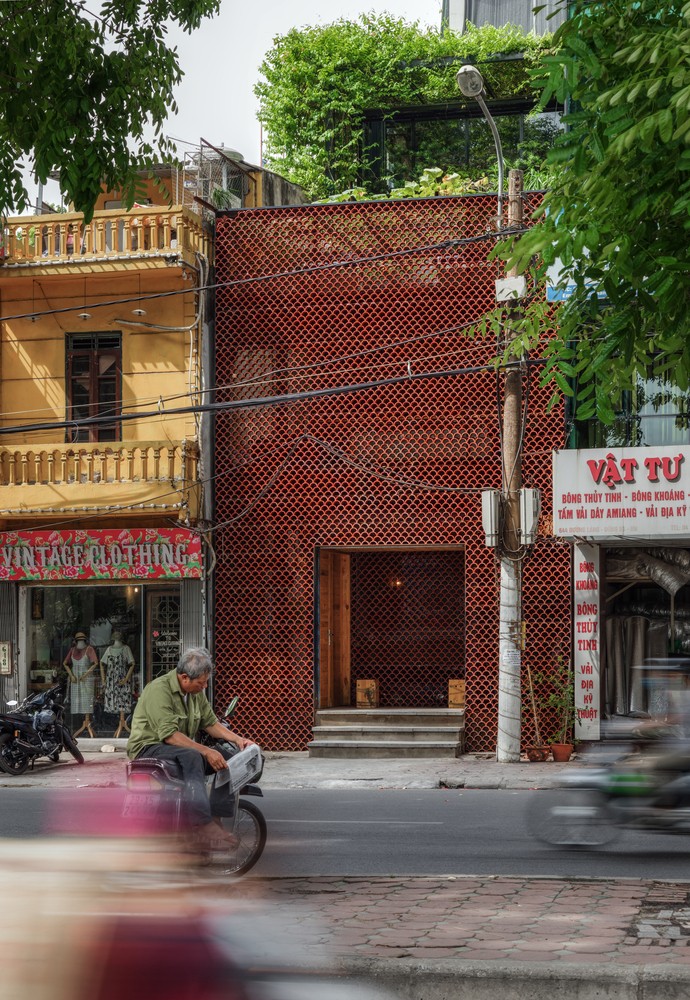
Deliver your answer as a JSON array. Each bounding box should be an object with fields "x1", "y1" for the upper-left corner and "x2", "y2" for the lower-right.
[{"x1": 0, "y1": 683, "x2": 85, "y2": 774}]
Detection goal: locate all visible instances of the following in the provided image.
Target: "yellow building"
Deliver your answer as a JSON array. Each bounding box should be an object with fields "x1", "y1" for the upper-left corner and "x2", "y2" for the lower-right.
[{"x1": 0, "y1": 173, "x2": 212, "y2": 736}]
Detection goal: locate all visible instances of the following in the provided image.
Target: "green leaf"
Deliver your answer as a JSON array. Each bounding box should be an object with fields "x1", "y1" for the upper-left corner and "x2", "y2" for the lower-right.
[
  {"x1": 552, "y1": 371, "x2": 574, "y2": 397},
  {"x1": 0, "y1": 0, "x2": 221, "y2": 217},
  {"x1": 659, "y1": 108, "x2": 674, "y2": 143}
]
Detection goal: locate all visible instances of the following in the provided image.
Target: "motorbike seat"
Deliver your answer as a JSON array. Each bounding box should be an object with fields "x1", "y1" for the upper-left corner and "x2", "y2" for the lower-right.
[{"x1": 127, "y1": 758, "x2": 184, "y2": 784}]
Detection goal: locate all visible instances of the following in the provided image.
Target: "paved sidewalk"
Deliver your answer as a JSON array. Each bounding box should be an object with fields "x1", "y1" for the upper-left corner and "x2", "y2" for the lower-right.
[
  {"x1": 237, "y1": 873, "x2": 690, "y2": 965},
  {"x1": 222, "y1": 873, "x2": 690, "y2": 998},
  {"x1": 0, "y1": 746, "x2": 573, "y2": 789},
  {"x1": 6, "y1": 748, "x2": 690, "y2": 996}
]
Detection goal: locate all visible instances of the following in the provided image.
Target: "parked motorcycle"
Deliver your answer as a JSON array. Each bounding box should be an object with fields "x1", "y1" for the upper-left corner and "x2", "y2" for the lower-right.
[
  {"x1": 527, "y1": 722, "x2": 690, "y2": 847},
  {"x1": 0, "y1": 683, "x2": 85, "y2": 775},
  {"x1": 123, "y1": 699, "x2": 267, "y2": 876}
]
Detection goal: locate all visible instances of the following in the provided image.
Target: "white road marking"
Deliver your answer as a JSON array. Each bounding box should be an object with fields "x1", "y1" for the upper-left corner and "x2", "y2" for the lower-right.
[{"x1": 267, "y1": 819, "x2": 443, "y2": 825}]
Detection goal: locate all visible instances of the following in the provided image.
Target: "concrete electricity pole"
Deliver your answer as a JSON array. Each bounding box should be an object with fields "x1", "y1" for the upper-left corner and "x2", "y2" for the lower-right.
[{"x1": 496, "y1": 169, "x2": 525, "y2": 763}]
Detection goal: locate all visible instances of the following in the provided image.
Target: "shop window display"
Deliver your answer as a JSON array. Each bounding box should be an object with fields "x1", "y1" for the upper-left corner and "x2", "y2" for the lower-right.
[
  {"x1": 63, "y1": 631, "x2": 99, "y2": 737},
  {"x1": 604, "y1": 548, "x2": 690, "y2": 719},
  {"x1": 26, "y1": 586, "x2": 142, "y2": 737}
]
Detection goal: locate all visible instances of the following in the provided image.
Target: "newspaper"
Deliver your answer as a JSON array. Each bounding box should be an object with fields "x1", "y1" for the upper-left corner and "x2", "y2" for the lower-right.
[{"x1": 214, "y1": 744, "x2": 262, "y2": 792}]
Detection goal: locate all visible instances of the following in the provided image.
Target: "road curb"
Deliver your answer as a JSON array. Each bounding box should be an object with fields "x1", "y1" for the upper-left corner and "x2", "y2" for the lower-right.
[{"x1": 338, "y1": 958, "x2": 690, "y2": 999}]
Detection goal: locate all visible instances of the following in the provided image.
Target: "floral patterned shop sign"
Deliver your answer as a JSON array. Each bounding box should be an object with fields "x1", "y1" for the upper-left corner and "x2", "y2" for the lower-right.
[{"x1": 0, "y1": 529, "x2": 203, "y2": 582}]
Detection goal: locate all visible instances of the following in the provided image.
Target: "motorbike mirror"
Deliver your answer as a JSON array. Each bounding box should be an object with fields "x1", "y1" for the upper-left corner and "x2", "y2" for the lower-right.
[
  {"x1": 224, "y1": 696, "x2": 239, "y2": 718},
  {"x1": 6, "y1": 700, "x2": 18, "y2": 708}
]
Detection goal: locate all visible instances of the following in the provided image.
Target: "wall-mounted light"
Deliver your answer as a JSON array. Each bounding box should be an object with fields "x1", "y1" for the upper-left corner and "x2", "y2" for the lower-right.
[{"x1": 134, "y1": 586, "x2": 139, "y2": 594}]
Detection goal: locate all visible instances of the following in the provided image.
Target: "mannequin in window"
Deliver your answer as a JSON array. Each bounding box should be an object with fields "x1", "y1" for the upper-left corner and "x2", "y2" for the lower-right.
[
  {"x1": 63, "y1": 630, "x2": 99, "y2": 738},
  {"x1": 100, "y1": 631, "x2": 135, "y2": 738},
  {"x1": 89, "y1": 616, "x2": 112, "y2": 656}
]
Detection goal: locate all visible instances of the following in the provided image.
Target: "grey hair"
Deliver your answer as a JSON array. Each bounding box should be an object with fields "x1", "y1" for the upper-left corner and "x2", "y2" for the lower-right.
[{"x1": 177, "y1": 647, "x2": 214, "y2": 679}]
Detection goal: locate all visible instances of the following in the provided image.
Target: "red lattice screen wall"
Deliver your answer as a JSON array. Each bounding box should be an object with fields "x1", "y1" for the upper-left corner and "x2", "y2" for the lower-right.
[{"x1": 213, "y1": 194, "x2": 572, "y2": 751}]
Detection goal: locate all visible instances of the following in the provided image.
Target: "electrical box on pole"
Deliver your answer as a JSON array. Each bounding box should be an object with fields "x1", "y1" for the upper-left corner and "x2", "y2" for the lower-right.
[
  {"x1": 481, "y1": 490, "x2": 500, "y2": 547},
  {"x1": 519, "y1": 488, "x2": 541, "y2": 546}
]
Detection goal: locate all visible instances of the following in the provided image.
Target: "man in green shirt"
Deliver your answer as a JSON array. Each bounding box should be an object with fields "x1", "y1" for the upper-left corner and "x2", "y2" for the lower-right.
[{"x1": 127, "y1": 646, "x2": 254, "y2": 849}]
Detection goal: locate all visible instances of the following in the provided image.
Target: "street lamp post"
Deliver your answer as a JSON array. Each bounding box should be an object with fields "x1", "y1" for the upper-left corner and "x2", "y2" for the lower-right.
[
  {"x1": 456, "y1": 64, "x2": 504, "y2": 230},
  {"x1": 457, "y1": 65, "x2": 524, "y2": 763}
]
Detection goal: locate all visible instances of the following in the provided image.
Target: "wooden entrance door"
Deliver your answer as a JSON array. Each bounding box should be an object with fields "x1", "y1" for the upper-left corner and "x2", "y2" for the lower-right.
[{"x1": 318, "y1": 550, "x2": 351, "y2": 708}]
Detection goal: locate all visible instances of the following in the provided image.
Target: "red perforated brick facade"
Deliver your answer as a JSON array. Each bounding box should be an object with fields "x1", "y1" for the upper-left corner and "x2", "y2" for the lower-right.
[{"x1": 213, "y1": 193, "x2": 572, "y2": 751}]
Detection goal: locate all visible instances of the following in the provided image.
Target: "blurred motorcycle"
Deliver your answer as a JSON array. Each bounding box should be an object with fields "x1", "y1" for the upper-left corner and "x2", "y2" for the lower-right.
[
  {"x1": 0, "y1": 683, "x2": 85, "y2": 775},
  {"x1": 526, "y1": 721, "x2": 690, "y2": 847}
]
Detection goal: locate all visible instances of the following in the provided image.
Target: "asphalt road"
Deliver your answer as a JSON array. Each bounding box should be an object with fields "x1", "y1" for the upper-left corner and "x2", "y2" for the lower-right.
[{"x1": 3, "y1": 786, "x2": 690, "y2": 879}]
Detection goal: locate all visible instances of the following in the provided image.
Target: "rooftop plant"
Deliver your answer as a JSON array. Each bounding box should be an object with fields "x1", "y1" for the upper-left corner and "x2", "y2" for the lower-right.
[{"x1": 256, "y1": 16, "x2": 553, "y2": 200}]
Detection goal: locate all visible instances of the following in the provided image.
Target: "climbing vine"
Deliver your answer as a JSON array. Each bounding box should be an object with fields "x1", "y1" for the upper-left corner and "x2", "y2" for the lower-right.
[{"x1": 256, "y1": 16, "x2": 553, "y2": 200}]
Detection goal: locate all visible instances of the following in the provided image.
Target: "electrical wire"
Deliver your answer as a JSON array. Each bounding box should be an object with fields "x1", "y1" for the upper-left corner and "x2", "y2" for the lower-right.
[
  {"x1": 0, "y1": 311, "x2": 531, "y2": 424},
  {"x1": 11, "y1": 408, "x2": 557, "y2": 551},
  {"x1": 507, "y1": 360, "x2": 531, "y2": 492},
  {"x1": 225, "y1": 319, "x2": 495, "y2": 391},
  {"x1": 180, "y1": 432, "x2": 495, "y2": 535},
  {"x1": 0, "y1": 227, "x2": 524, "y2": 326},
  {"x1": 0, "y1": 355, "x2": 547, "y2": 438},
  {"x1": 0, "y1": 427, "x2": 495, "y2": 536}
]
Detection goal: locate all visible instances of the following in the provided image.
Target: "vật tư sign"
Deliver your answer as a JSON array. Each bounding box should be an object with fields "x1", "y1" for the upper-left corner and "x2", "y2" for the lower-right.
[{"x1": 553, "y1": 446, "x2": 690, "y2": 540}]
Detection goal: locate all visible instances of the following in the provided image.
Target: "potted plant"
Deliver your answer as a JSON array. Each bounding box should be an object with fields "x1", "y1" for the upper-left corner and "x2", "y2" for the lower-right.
[
  {"x1": 524, "y1": 660, "x2": 550, "y2": 761},
  {"x1": 544, "y1": 657, "x2": 575, "y2": 762}
]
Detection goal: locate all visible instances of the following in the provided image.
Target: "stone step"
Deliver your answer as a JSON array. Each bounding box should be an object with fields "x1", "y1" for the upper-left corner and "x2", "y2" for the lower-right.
[
  {"x1": 315, "y1": 708, "x2": 465, "y2": 728},
  {"x1": 307, "y1": 741, "x2": 462, "y2": 759},
  {"x1": 312, "y1": 725, "x2": 462, "y2": 744}
]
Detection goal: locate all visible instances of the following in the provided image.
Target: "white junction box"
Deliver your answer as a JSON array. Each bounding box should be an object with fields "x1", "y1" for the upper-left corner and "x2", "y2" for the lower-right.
[
  {"x1": 495, "y1": 276, "x2": 527, "y2": 302},
  {"x1": 519, "y1": 488, "x2": 541, "y2": 545},
  {"x1": 481, "y1": 490, "x2": 500, "y2": 547}
]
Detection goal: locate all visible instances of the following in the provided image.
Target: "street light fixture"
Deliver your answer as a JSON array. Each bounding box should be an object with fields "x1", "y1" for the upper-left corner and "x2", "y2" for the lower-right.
[{"x1": 456, "y1": 65, "x2": 504, "y2": 229}]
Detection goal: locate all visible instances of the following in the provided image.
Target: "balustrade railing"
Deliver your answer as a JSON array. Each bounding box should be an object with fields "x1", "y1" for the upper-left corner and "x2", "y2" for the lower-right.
[
  {"x1": 0, "y1": 206, "x2": 211, "y2": 265},
  {"x1": 0, "y1": 440, "x2": 199, "y2": 487}
]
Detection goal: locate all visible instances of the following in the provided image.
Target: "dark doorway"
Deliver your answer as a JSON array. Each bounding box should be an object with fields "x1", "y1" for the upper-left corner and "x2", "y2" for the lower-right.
[{"x1": 318, "y1": 548, "x2": 465, "y2": 709}]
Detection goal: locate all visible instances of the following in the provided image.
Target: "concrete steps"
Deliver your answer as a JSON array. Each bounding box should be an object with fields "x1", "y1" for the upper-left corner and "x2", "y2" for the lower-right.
[{"x1": 309, "y1": 708, "x2": 464, "y2": 758}]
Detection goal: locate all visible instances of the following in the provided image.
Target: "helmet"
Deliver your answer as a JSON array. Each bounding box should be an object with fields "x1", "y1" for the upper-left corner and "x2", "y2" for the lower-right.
[{"x1": 35, "y1": 709, "x2": 56, "y2": 729}]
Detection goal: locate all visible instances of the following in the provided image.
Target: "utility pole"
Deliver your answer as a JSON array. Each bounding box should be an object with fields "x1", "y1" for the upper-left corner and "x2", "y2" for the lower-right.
[
  {"x1": 496, "y1": 169, "x2": 524, "y2": 763},
  {"x1": 457, "y1": 67, "x2": 536, "y2": 762}
]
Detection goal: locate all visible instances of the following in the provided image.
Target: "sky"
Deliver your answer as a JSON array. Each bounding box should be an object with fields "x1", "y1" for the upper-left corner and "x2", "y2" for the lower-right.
[
  {"x1": 34, "y1": 1, "x2": 442, "y2": 209},
  {"x1": 164, "y1": 0, "x2": 443, "y2": 166}
]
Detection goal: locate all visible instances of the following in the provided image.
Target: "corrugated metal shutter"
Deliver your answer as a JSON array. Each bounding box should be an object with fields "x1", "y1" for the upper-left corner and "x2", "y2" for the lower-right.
[{"x1": 180, "y1": 579, "x2": 204, "y2": 651}]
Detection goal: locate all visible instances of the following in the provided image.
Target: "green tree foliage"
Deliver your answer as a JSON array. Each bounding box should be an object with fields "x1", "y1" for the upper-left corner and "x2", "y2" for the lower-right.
[
  {"x1": 0, "y1": 0, "x2": 220, "y2": 221},
  {"x1": 256, "y1": 15, "x2": 550, "y2": 199},
  {"x1": 501, "y1": 1, "x2": 690, "y2": 420}
]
